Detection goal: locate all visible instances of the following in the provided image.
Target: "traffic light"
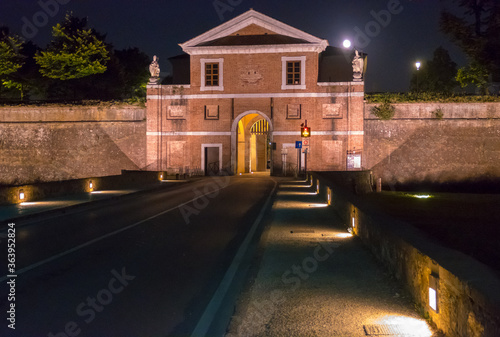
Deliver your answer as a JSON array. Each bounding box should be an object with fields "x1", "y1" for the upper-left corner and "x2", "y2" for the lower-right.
[{"x1": 301, "y1": 126, "x2": 311, "y2": 137}]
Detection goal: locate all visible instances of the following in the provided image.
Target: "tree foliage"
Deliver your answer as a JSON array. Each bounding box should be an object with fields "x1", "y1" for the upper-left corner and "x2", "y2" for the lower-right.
[
  {"x1": 410, "y1": 47, "x2": 457, "y2": 93},
  {"x1": 114, "y1": 48, "x2": 150, "y2": 98},
  {"x1": 440, "y1": 0, "x2": 500, "y2": 82},
  {"x1": 456, "y1": 61, "x2": 489, "y2": 91},
  {"x1": 0, "y1": 27, "x2": 24, "y2": 94},
  {"x1": 0, "y1": 13, "x2": 150, "y2": 102},
  {"x1": 35, "y1": 13, "x2": 110, "y2": 81}
]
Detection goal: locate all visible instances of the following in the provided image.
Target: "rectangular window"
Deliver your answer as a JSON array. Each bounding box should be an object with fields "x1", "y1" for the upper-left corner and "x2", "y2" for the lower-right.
[
  {"x1": 286, "y1": 61, "x2": 301, "y2": 85},
  {"x1": 281, "y1": 56, "x2": 306, "y2": 90},
  {"x1": 205, "y1": 63, "x2": 219, "y2": 87}
]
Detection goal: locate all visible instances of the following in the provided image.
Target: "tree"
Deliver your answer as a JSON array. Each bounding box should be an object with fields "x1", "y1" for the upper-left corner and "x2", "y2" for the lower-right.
[
  {"x1": 114, "y1": 47, "x2": 150, "y2": 99},
  {"x1": 440, "y1": 0, "x2": 500, "y2": 83},
  {"x1": 60, "y1": 47, "x2": 150, "y2": 101},
  {"x1": 410, "y1": 47, "x2": 457, "y2": 93},
  {"x1": 0, "y1": 27, "x2": 25, "y2": 97},
  {"x1": 456, "y1": 61, "x2": 489, "y2": 92},
  {"x1": 35, "y1": 13, "x2": 110, "y2": 81}
]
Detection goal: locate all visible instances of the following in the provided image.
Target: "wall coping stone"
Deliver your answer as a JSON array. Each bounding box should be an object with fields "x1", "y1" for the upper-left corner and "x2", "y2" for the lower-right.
[{"x1": 365, "y1": 102, "x2": 500, "y2": 120}]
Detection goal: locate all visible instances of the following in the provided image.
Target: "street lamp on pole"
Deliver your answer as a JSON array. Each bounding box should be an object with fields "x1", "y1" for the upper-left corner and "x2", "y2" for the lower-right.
[{"x1": 415, "y1": 61, "x2": 421, "y2": 97}]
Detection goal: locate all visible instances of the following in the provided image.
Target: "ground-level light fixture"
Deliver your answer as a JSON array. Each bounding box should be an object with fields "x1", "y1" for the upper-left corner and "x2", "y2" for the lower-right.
[
  {"x1": 429, "y1": 273, "x2": 439, "y2": 312},
  {"x1": 308, "y1": 203, "x2": 328, "y2": 208},
  {"x1": 371, "y1": 315, "x2": 432, "y2": 337},
  {"x1": 19, "y1": 189, "x2": 25, "y2": 201},
  {"x1": 89, "y1": 180, "x2": 93, "y2": 191},
  {"x1": 336, "y1": 233, "x2": 353, "y2": 238},
  {"x1": 408, "y1": 194, "x2": 432, "y2": 199}
]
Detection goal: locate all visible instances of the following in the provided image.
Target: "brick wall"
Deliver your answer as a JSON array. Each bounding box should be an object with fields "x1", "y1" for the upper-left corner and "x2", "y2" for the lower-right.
[
  {"x1": 0, "y1": 105, "x2": 146, "y2": 185},
  {"x1": 146, "y1": 81, "x2": 365, "y2": 174},
  {"x1": 364, "y1": 103, "x2": 500, "y2": 186}
]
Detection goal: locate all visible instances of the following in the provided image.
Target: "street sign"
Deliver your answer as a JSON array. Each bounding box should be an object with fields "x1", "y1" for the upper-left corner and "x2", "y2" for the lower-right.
[
  {"x1": 302, "y1": 139, "x2": 310, "y2": 146},
  {"x1": 295, "y1": 141, "x2": 302, "y2": 149}
]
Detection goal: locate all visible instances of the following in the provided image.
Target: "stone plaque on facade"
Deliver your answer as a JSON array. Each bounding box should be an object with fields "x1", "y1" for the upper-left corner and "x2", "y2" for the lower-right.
[
  {"x1": 287, "y1": 104, "x2": 301, "y2": 119},
  {"x1": 322, "y1": 140, "x2": 342, "y2": 167},
  {"x1": 167, "y1": 105, "x2": 186, "y2": 119},
  {"x1": 205, "y1": 105, "x2": 219, "y2": 120},
  {"x1": 322, "y1": 103, "x2": 342, "y2": 119},
  {"x1": 239, "y1": 67, "x2": 263, "y2": 85}
]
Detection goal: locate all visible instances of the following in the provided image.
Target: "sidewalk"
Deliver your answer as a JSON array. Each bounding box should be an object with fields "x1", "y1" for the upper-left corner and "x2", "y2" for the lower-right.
[{"x1": 226, "y1": 178, "x2": 439, "y2": 337}]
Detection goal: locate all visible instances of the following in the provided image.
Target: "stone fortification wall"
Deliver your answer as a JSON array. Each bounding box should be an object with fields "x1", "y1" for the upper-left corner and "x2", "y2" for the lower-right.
[
  {"x1": 313, "y1": 172, "x2": 500, "y2": 337},
  {"x1": 0, "y1": 105, "x2": 146, "y2": 185},
  {"x1": 364, "y1": 103, "x2": 500, "y2": 187}
]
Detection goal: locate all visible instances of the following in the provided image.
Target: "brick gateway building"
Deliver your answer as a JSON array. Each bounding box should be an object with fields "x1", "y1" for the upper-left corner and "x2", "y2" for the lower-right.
[{"x1": 146, "y1": 9, "x2": 365, "y2": 175}]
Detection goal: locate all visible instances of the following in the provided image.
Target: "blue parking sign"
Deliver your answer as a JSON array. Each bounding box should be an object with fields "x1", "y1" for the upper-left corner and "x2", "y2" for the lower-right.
[{"x1": 295, "y1": 141, "x2": 302, "y2": 148}]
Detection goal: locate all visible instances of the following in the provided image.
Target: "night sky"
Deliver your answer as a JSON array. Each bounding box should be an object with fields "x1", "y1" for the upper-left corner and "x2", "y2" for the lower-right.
[{"x1": 1, "y1": 0, "x2": 467, "y2": 92}]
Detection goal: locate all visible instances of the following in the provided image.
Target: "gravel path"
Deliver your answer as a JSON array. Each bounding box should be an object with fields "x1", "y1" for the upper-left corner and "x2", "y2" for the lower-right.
[{"x1": 225, "y1": 179, "x2": 440, "y2": 337}]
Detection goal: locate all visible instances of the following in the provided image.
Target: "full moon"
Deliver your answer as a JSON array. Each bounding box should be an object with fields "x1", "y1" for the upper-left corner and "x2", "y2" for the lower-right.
[{"x1": 343, "y1": 39, "x2": 352, "y2": 49}]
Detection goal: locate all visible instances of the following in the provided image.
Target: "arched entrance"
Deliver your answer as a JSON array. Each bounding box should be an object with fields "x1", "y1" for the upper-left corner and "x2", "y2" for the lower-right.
[{"x1": 231, "y1": 111, "x2": 273, "y2": 174}]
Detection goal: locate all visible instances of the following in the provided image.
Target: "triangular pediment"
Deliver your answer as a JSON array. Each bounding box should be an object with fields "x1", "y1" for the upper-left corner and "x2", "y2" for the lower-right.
[
  {"x1": 229, "y1": 24, "x2": 277, "y2": 36},
  {"x1": 180, "y1": 9, "x2": 328, "y2": 54}
]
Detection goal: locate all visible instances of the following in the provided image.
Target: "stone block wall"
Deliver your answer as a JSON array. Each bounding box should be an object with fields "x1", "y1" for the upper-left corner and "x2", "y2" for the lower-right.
[
  {"x1": 313, "y1": 171, "x2": 500, "y2": 337},
  {"x1": 364, "y1": 103, "x2": 500, "y2": 186},
  {"x1": 0, "y1": 170, "x2": 166, "y2": 206},
  {"x1": 0, "y1": 105, "x2": 146, "y2": 185}
]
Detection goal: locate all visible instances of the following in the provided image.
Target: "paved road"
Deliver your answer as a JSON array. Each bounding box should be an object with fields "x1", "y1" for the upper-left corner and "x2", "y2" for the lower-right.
[{"x1": 0, "y1": 175, "x2": 276, "y2": 336}]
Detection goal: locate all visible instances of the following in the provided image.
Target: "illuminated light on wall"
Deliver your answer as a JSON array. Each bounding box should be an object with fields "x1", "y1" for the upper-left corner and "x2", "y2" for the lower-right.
[
  {"x1": 429, "y1": 288, "x2": 437, "y2": 311},
  {"x1": 352, "y1": 217, "x2": 355, "y2": 228},
  {"x1": 316, "y1": 180, "x2": 320, "y2": 194},
  {"x1": 89, "y1": 180, "x2": 94, "y2": 191},
  {"x1": 19, "y1": 189, "x2": 25, "y2": 201},
  {"x1": 429, "y1": 273, "x2": 439, "y2": 312}
]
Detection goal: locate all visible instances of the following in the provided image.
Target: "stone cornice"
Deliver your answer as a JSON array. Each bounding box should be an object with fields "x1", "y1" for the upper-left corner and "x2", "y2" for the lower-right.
[{"x1": 183, "y1": 42, "x2": 328, "y2": 55}]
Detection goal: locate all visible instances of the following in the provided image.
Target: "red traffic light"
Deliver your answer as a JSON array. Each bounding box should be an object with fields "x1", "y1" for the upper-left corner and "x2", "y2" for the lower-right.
[{"x1": 301, "y1": 126, "x2": 311, "y2": 137}]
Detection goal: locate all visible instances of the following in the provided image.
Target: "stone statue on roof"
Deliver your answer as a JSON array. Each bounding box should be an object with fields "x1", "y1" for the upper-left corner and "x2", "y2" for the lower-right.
[
  {"x1": 149, "y1": 55, "x2": 160, "y2": 82},
  {"x1": 352, "y1": 50, "x2": 364, "y2": 81}
]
